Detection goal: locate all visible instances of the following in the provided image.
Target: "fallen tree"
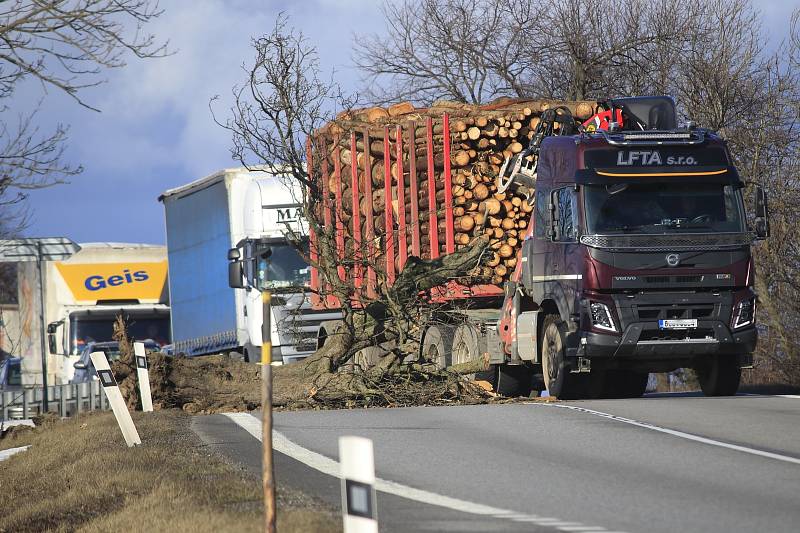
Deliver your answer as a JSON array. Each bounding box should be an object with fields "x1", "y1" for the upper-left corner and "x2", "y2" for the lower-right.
[
  {"x1": 122, "y1": 238, "x2": 500, "y2": 412},
  {"x1": 206, "y1": 15, "x2": 509, "y2": 405}
]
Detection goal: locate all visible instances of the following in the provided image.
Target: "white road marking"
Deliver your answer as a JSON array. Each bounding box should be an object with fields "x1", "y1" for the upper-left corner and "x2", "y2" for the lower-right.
[
  {"x1": 0, "y1": 445, "x2": 30, "y2": 462},
  {"x1": 223, "y1": 412, "x2": 622, "y2": 532},
  {"x1": 739, "y1": 393, "x2": 800, "y2": 400},
  {"x1": 545, "y1": 404, "x2": 800, "y2": 466}
]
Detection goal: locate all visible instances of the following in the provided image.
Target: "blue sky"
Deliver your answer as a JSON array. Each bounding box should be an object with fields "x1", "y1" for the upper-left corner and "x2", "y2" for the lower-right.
[{"x1": 17, "y1": 0, "x2": 799, "y2": 245}]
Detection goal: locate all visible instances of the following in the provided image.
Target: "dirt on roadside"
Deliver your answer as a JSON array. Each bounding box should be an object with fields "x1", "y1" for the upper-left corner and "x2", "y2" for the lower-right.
[{"x1": 143, "y1": 353, "x2": 261, "y2": 414}]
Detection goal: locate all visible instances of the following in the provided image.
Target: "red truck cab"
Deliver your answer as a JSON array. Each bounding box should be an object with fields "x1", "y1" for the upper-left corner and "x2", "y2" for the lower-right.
[{"x1": 499, "y1": 96, "x2": 767, "y2": 398}]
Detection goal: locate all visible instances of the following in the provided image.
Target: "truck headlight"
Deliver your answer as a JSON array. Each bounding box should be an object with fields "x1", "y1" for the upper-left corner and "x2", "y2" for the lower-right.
[
  {"x1": 732, "y1": 298, "x2": 755, "y2": 329},
  {"x1": 590, "y1": 301, "x2": 617, "y2": 332}
]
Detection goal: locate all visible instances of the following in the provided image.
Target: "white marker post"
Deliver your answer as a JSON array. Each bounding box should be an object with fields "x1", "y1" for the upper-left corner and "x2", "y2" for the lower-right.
[
  {"x1": 339, "y1": 436, "x2": 378, "y2": 533},
  {"x1": 90, "y1": 351, "x2": 141, "y2": 447},
  {"x1": 133, "y1": 342, "x2": 153, "y2": 413}
]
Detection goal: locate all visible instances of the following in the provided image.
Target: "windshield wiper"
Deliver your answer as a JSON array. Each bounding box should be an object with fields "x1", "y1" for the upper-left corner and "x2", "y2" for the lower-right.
[
  {"x1": 601, "y1": 224, "x2": 653, "y2": 234},
  {"x1": 658, "y1": 222, "x2": 714, "y2": 230}
]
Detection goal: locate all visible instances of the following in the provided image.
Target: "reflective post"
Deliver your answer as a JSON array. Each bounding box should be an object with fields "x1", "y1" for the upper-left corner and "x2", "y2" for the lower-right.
[{"x1": 261, "y1": 288, "x2": 275, "y2": 533}]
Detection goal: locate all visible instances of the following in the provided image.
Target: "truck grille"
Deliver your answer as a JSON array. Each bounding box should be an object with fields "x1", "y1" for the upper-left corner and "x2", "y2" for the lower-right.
[
  {"x1": 273, "y1": 294, "x2": 340, "y2": 356},
  {"x1": 580, "y1": 232, "x2": 753, "y2": 251},
  {"x1": 635, "y1": 305, "x2": 715, "y2": 320}
]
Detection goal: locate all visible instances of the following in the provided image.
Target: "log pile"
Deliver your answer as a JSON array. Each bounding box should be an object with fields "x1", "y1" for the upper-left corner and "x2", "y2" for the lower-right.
[{"x1": 314, "y1": 98, "x2": 597, "y2": 286}]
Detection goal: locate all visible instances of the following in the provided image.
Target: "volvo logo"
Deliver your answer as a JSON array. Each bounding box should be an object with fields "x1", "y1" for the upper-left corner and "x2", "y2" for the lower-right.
[{"x1": 666, "y1": 253, "x2": 680, "y2": 267}]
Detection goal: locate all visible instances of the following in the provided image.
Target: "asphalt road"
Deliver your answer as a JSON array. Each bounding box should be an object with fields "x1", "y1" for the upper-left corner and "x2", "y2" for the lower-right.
[{"x1": 193, "y1": 393, "x2": 800, "y2": 533}]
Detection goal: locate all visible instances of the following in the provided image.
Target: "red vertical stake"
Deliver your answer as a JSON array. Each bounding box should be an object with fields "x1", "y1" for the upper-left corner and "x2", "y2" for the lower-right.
[
  {"x1": 333, "y1": 140, "x2": 346, "y2": 282},
  {"x1": 395, "y1": 125, "x2": 407, "y2": 269},
  {"x1": 363, "y1": 128, "x2": 376, "y2": 298},
  {"x1": 426, "y1": 117, "x2": 439, "y2": 259},
  {"x1": 383, "y1": 127, "x2": 395, "y2": 284},
  {"x1": 350, "y1": 132, "x2": 362, "y2": 291},
  {"x1": 321, "y1": 140, "x2": 332, "y2": 229},
  {"x1": 408, "y1": 122, "x2": 421, "y2": 258},
  {"x1": 443, "y1": 113, "x2": 454, "y2": 255},
  {"x1": 320, "y1": 138, "x2": 334, "y2": 307},
  {"x1": 307, "y1": 138, "x2": 319, "y2": 302}
]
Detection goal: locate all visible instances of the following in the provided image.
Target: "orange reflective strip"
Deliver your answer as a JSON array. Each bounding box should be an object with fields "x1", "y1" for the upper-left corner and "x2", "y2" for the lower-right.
[{"x1": 595, "y1": 169, "x2": 729, "y2": 178}]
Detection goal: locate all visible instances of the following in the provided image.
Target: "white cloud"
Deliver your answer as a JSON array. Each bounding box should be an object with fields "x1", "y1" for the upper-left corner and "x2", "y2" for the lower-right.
[{"x1": 21, "y1": 0, "x2": 383, "y2": 243}]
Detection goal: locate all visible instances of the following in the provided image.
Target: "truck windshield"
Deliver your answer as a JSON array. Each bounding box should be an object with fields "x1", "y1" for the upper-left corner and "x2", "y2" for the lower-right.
[
  {"x1": 584, "y1": 183, "x2": 745, "y2": 234},
  {"x1": 70, "y1": 316, "x2": 171, "y2": 354},
  {"x1": 1, "y1": 361, "x2": 21, "y2": 386},
  {"x1": 255, "y1": 242, "x2": 310, "y2": 290}
]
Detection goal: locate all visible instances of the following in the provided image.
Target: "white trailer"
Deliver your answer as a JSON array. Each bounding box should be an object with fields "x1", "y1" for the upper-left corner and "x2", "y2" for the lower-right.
[
  {"x1": 0, "y1": 243, "x2": 170, "y2": 385},
  {"x1": 159, "y1": 167, "x2": 335, "y2": 363}
]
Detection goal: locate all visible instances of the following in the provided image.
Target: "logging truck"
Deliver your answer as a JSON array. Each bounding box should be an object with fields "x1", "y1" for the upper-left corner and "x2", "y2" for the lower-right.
[{"x1": 310, "y1": 96, "x2": 767, "y2": 398}]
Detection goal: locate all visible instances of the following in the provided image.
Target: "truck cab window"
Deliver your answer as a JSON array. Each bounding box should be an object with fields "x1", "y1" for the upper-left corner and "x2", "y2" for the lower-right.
[
  {"x1": 553, "y1": 187, "x2": 578, "y2": 242},
  {"x1": 255, "y1": 241, "x2": 311, "y2": 291},
  {"x1": 584, "y1": 183, "x2": 745, "y2": 234},
  {"x1": 534, "y1": 189, "x2": 549, "y2": 239}
]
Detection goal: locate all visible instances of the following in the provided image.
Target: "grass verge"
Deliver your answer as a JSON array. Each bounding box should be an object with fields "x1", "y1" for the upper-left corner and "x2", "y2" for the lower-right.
[{"x1": 0, "y1": 410, "x2": 339, "y2": 533}]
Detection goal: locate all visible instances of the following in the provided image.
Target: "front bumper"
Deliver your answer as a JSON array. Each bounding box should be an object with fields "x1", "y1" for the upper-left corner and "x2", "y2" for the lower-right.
[
  {"x1": 576, "y1": 290, "x2": 757, "y2": 361},
  {"x1": 582, "y1": 322, "x2": 757, "y2": 358}
]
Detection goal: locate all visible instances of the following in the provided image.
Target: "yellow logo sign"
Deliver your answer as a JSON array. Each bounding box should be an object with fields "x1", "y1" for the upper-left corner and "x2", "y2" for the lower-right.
[{"x1": 55, "y1": 261, "x2": 168, "y2": 302}]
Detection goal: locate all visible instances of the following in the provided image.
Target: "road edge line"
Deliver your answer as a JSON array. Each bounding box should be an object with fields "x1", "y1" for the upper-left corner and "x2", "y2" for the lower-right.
[
  {"x1": 222, "y1": 412, "x2": 621, "y2": 533},
  {"x1": 544, "y1": 403, "x2": 800, "y2": 466}
]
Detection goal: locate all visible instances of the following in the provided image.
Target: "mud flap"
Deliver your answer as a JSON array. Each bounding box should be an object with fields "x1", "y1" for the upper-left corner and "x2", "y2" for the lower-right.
[{"x1": 516, "y1": 310, "x2": 540, "y2": 362}]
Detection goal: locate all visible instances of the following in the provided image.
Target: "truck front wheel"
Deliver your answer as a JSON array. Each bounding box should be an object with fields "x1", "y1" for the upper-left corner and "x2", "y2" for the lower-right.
[
  {"x1": 696, "y1": 354, "x2": 741, "y2": 396},
  {"x1": 541, "y1": 315, "x2": 585, "y2": 399}
]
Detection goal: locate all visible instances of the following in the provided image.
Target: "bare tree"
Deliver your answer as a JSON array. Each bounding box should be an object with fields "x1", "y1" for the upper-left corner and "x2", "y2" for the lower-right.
[
  {"x1": 0, "y1": 1, "x2": 168, "y2": 235},
  {"x1": 217, "y1": 15, "x2": 490, "y2": 406},
  {"x1": 354, "y1": 0, "x2": 516, "y2": 104},
  {"x1": 355, "y1": 0, "x2": 693, "y2": 104}
]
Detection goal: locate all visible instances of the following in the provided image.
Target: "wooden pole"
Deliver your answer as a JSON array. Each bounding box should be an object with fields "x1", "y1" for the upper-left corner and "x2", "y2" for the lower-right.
[{"x1": 261, "y1": 289, "x2": 276, "y2": 533}]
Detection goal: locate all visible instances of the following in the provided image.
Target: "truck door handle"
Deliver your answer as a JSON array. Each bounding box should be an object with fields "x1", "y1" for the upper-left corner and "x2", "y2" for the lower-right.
[{"x1": 243, "y1": 306, "x2": 247, "y2": 317}]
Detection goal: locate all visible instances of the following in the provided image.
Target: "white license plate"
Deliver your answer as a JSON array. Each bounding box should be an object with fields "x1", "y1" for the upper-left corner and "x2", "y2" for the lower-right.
[{"x1": 659, "y1": 319, "x2": 698, "y2": 329}]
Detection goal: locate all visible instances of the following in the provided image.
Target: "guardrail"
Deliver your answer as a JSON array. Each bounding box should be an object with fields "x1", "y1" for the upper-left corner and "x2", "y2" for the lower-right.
[{"x1": 1, "y1": 381, "x2": 110, "y2": 420}]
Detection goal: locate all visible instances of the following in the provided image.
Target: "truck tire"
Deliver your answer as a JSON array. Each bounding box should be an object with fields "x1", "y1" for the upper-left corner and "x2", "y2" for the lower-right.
[
  {"x1": 696, "y1": 354, "x2": 741, "y2": 396},
  {"x1": 540, "y1": 315, "x2": 586, "y2": 399},
  {"x1": 353, "y1": 345, "x2": 386, "y2": 372},
  {"x1": 243, "y1": 345, "x2": 256, "y2": 364},
  {"x1": 473, "y1": 364, "x2": 533, "y2": 398},
  {"x1": 452, "y1": 323, "x2": 479, "y2": 376},
  {"x1": 421, "y1": 324, "x2": 454, "y2": 369}
]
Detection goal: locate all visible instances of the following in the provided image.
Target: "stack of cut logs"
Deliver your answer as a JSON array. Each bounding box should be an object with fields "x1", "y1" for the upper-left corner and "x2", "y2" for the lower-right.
[{"x1": 315, "y1": 98, "x2": 597, "y2": 286}]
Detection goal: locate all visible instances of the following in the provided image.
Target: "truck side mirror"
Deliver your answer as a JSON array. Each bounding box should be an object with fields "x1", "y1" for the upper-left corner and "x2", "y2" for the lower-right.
[
  {"x1": 228, "y1": 260, "x2": 245, "y2": 289},
  {"x1": 46, "y1": 321, "x2": 62, "y2": 354},
  {"x1": 504, "y1": 280, "x2": 518, "y2": 299},
  {"x1": 753, "y1": 185, "x2": 769, "y2": 239},
  {"x1": 548, "y1": 190, "x2": 559, "y2": 241}
]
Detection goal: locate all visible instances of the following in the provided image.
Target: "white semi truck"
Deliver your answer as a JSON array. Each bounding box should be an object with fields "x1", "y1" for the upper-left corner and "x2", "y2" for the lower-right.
[
  {"x1": 0, "y1": 243, "x2": 171, "y2": 385},
  {"x1": 159, "y1": 167, "x2": 335, "y2": 363}
]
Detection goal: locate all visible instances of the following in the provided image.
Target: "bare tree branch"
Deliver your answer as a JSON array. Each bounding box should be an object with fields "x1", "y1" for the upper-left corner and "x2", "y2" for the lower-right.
[{"x1": 0, "y1": 1, "x2": 168, "y2": 236}]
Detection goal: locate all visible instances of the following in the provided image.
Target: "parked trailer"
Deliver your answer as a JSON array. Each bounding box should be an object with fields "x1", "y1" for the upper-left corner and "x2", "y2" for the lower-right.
[{"x1": 309, "y1": 96, "x2": 766, "y2": 398}]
